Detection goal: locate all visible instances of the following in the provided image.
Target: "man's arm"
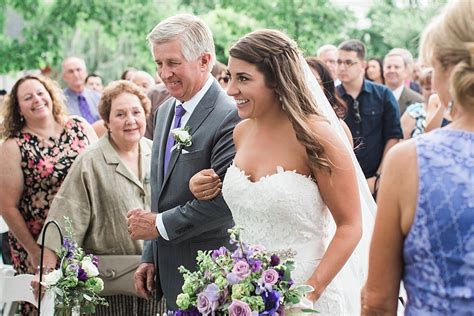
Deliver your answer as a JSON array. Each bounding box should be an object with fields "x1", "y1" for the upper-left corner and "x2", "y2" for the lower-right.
[{"x1": 161, "y1": 109, "x2": 240, "y2": 243}]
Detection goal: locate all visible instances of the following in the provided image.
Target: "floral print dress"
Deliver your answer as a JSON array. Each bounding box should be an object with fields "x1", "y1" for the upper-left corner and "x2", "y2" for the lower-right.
[{"x1": 8, "y1": 117, "x2": 90, "y2": 275}]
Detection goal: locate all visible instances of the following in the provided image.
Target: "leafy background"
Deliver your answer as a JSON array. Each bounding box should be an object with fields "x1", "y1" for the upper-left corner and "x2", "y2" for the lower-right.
[{"x1": 0, "y1": 0, "x2": 446, "y2": 85}]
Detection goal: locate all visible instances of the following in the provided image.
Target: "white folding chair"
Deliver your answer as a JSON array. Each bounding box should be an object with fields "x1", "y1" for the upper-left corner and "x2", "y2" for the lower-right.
[{"x1": 0, "y1": 269, "x2": 55, "y2": 315}]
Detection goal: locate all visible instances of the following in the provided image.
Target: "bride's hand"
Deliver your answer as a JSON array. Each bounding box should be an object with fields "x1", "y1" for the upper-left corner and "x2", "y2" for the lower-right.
[
  {"x1": 306, "y1": 278, "x2": 326, "y2": 302},
  {"x1": 189, "y1": 169, "x2": 222, "y2": 200}
]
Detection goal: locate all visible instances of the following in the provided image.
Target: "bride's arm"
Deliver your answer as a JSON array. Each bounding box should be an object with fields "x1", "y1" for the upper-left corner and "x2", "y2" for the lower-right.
[{"x1": 306, "y1": 118, "x2": 362, "y2": 301}]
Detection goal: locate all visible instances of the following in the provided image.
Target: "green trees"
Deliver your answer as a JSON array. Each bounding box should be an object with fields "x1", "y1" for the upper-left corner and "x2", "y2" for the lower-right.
[{"x1": 0, "y1": 0, "x2": 446, "y2": 81}]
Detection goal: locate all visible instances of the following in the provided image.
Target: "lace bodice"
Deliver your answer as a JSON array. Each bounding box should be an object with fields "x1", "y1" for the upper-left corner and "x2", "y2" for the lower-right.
[
  {"x1": 223, "y1": 164, "x2": 331, "y2": 281},
  {"x1": 403, "y1": 129, "x2": 474, "y2": 315}
]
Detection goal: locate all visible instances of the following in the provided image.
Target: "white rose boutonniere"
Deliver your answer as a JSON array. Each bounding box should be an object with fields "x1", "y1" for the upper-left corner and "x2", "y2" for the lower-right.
[{"x1": 171, "y1": 126, "x2": 192, "y2": 151}]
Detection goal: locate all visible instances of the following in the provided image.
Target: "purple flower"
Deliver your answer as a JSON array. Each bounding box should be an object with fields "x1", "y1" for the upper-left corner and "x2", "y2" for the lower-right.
[
  {"x1": 62, "y1": 238, "x2": 77, "y2": 258},
  {"x1": 261, "y1": 290, "x2": 281, "y2": 315},
  {"x1": 228, "y1": 299, "x2": 252, "y2": 316},
  {"x1": 270, "y1": 255, "x2": 280, "y2": 267},
  {"x1": 249, "y1": 259, "x2": 262, "y2": 273},
  {"x1": 197, "y1": 283, "x2": 220, "y2": 315},
  {"x1": 232, "y1": 260, "x2": 251, "y2": 280},
  {"x1": 262, "y1": 269, "x2": 279, "y2": 286},
  {"x1": 67, "y1": 263, "x2": 79, "y2": 274},
  {"x1": 175, "y1": 308, "x2": 200, "y2": 316},
  {"x1": 77, "y1": 267, "x2": 88, "y2": 281},
  {"x1": 226, "y1": 273, "x2": 240, "y2": 285},
  {"x1": 92, "y1": 255, "x2": 99, "y2": 267},
  {"x1": 211, "y1": 246, "x2": 228, "y2": 260}
]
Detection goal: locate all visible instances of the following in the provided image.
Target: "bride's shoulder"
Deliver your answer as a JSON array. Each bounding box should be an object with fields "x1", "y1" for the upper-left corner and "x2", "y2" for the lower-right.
[
  {"x1": 233, "y1": 119, "x2": 252, "y2": 143},
  {"x1": 306, "y1": 115, "x2": 335, "y2": 143}
]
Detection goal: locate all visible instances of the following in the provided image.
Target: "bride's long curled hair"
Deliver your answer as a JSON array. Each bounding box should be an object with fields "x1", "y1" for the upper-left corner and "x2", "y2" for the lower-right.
[{"x1": 229, "y1": 29, "x2": 331, "y2": 172}]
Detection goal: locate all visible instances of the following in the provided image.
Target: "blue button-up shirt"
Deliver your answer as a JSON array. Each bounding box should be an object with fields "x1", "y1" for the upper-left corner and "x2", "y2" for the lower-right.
[
  {"x1": 64, "y1": 87, "x2": 101, "y2": 123},
  {"x1": 337, "y1": 80, "x2": 402, "y2": 178}
]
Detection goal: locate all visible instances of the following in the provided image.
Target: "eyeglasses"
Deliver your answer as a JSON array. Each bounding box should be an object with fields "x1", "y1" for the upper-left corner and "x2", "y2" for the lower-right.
[
  {"x1": 353, "y1": 100, "x2": 361, "y2": 124},
  {"x1": 218, "y1": 76, "x2": 229, "y2": 83},
  {"x1": 337, "y1": 59, "x2": 359, "y2": 68}
]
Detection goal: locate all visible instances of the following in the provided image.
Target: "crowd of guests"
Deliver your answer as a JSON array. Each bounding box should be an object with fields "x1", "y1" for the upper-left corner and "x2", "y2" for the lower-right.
[{"x1": 0, "y1": 0, "x2": 472, "y2": 314}]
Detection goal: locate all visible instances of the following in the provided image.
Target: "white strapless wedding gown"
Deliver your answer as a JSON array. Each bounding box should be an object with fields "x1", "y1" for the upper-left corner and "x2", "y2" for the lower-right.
[{"x1": 223, "y1": 164, "x2": 359, "y2": 315}]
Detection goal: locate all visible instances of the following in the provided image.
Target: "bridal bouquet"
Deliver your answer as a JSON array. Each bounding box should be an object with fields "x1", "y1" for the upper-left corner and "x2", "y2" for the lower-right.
[
  {"x1": 41, "y1": 217, "x2": 108, "y2": 315},
  {"x1": 175, "y1": 227, "x2": 315, "y2": 315}
]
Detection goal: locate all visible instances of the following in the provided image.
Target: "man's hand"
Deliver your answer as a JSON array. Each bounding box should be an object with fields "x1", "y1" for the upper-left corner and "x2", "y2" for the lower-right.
[
  {"x1": 134, "y1": 263, "x2": 155, "y2": 299},
  {"x1": 127, "y1": 208, "x2": 159, "y2": 240}
]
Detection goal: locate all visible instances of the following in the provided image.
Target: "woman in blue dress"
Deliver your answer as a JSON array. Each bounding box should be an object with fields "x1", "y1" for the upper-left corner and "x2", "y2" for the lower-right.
[{"x1": 362, "y1": 0, "x2": 474, "y2": 314}]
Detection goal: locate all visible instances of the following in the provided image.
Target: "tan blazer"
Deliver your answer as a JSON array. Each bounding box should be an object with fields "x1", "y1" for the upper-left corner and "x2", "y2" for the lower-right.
[{"x1": 40, "y1": 134, "x2": 152, "y2": 256}]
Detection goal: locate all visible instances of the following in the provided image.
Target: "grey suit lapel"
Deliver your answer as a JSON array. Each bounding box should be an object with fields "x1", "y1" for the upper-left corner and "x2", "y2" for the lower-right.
[
  {"x1": 158, "y1": 101, "x2": 177, "y2": 188},
  {"x1": 161, "y1": 80, "x2": 220, "y2": 189}
]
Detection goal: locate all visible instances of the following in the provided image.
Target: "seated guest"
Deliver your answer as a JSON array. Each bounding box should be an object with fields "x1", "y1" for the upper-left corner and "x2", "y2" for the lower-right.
[
  {"x1": 39, "y1": 80, "x2": 163, "y2": 315},
  {"x1": 85, "y1": 73, "x2": 104, "y2": 93},
  {"x1": 130, "y1": 70, "x2": 155, "y2": 93},
  {"x1": 62, "y1": 56, "x2": 101, "y2": 124},
  {"x1": 0, "y1": 75, "x2": 96, "y2": 314},
  {"x1": 365, "y1": 58, "x2": 384, "y2": 85},
  {"x1": 363, "y1": 1, "x2": 474, "y2": 314}
]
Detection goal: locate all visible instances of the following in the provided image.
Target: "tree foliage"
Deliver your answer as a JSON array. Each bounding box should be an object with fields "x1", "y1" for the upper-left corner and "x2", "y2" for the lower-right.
[{"x1": 1, "y1": 0, "x2": 446, "y2": 82}]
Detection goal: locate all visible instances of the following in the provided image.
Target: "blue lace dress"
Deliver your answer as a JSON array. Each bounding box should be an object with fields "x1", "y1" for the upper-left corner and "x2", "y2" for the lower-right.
[{"x1": 403, "y1": 129, "x2": 474, "y2": 315}]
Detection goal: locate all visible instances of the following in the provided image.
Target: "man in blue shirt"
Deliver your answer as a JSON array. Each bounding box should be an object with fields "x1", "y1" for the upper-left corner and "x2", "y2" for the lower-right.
[
  {"x1": 62, "y1": 56, "x2": 101, "y2": 124},
  {"x1": 336, "y1": 40, "x2": 402, "y2": 195}
]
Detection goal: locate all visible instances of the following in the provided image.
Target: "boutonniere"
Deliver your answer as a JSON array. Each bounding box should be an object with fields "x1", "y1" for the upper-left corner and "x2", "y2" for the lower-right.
[{"x1": 171, "y1": 126, "x2": 192, "y2": 151}]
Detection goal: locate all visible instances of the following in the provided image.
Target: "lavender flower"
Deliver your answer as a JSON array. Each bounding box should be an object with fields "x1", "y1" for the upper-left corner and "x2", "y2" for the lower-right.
[
  {"x1": 262, "y1": 269, "x2": 279, "y2": 286},
  {"x1": 232, "y1": 260, "x2": 251, "y2": 280},
  {"x1": 211, "y1": 246, "x2": 228, "y2": 260},
  {"x1": 62, "y1": 238, "x2": 77, "y2": 258},
  {"x1": 226, "y1": 273, "x2": 240, "y2": 285},
  {"x1": 228, "y1": 299, "x2": 252, "y2": 316},
  {"x1": 197, "y1": 283, "x2": 220, "y2": 315}
]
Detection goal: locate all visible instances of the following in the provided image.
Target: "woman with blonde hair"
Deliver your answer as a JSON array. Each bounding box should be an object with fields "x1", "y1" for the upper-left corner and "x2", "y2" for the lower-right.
[
  {"x1": 189, "y1": 29, "x2": 375, "y2": 314},
  {"x1": 0, "y1": 75, "x2": 96, "y2": 314},
  {"x1": 363, "y1": 0, "x2": 474, "y2": 314}
]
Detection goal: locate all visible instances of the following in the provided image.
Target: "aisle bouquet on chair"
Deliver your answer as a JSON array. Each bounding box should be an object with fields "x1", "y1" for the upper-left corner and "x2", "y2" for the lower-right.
[
  {"x1": 175, "y1": 227, "x2": 316, "y2": 315},
  {"x1": 41, "y1": 218, "x2": 108, "y2": 315}
]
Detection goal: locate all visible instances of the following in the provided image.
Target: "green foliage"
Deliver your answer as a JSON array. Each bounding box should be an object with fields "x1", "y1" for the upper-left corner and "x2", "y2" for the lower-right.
[
  {"x1": 353, "y1": 0, "x2": 446, "y2": 59},
  {"x1": 1, "y1": 0, "x2": 446, "y2": 82}
]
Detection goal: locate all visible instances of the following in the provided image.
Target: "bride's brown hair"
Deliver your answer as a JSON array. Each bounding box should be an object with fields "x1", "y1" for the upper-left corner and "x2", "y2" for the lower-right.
[{"x1": 229, "y1": 29, "x2": 331, "y2": 172}]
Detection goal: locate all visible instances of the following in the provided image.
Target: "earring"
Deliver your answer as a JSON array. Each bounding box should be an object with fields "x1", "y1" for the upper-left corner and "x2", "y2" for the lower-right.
[
  {"x1": 20, "y1": 115, "x2": 25, "y2": 123},
  {"x1": 447, "y1": 99, "x2": 454, "y2": 114}
]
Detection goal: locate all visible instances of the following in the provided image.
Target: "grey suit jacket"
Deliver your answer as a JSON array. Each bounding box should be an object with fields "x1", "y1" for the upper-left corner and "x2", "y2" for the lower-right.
[
  {"x1": 142, "y1": 79, "x2": 239, "y2": 309},
  {"x1": 398, "y1": 86, "x2": 423, "y2": 115}
]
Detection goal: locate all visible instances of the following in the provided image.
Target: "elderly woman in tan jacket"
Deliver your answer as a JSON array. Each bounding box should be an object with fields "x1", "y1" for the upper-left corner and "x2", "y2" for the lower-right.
[{"x1": 39, "y1": 80, "x2": 163, "y2": 315}]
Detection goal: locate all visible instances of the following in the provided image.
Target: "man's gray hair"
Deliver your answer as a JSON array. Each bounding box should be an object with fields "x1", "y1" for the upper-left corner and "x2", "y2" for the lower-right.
[
  {"x1": 385, "y1": 48, "x2": 414, "y2": 69},
  {"x1": 316, "y1": 44, "x2": 337, "y2": 57},
  {"x1": 147, "y1": 14, "x2": 215, "y2": 72}
]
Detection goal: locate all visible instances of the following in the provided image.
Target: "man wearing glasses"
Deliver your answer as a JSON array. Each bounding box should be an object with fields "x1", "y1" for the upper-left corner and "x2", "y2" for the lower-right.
[{"x1": 336, "y1": 40, "x2": 402, "y2": 198}]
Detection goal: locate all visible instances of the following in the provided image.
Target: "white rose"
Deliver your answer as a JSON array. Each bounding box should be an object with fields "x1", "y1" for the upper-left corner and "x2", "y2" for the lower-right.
[
  {"x1": 81, "y1": 258, "x2": 99, "y2": 277},
  {"x1": 174, "y1": 129, "x2": 190, "y2": 142},
  {"x1": 42, "y1": 269, "x2": 62, "y2": 287}
]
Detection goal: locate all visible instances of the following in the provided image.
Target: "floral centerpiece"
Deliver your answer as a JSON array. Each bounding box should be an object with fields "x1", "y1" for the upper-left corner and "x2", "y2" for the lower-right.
[
  {"x1": 175, "y1": 227, "x2": 316, "y2": 315},
  {"x1": 41, "y1": 217, "x2": 108, "y2": 315}
]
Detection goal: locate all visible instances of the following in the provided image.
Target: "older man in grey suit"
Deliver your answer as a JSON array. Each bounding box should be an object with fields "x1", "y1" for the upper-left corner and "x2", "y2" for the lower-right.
[{"x1": 126, "y1": 14, "x2": 239, "y2": 310}]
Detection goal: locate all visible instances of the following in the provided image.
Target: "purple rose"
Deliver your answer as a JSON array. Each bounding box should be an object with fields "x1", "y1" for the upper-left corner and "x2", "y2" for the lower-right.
[
  {"x1": 92, "y1": 255, "x2": 99, "y2": 267},
  {"x1": 232, "y1": 260, "x2": 251, "y2": 280},
  {"x1": 228, "y1": 299, "x2": 252, "y2": 316},
  {"x1": 250, "y1": 244, "x2": 265, "y2": 253},
  {"x1": 262, "y1": 269, "x2": 279, "y2": 285},
  {"x1": 270, "y1": 255, "x2": 280, "y2": 266},
  {"x1": 77, "y1": 267, "x2": 88, "y2": 281},
  {"x1": 197, "y1": 283, "x2": 220, "y2": 315},
  {"x1": 261, "y1": 290, "x2": 281, "y2": 315}
]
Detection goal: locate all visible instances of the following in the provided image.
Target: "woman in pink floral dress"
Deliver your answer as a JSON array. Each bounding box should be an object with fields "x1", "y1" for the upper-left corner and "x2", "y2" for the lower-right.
[{"x1": 0, "y1": 75, "x2": 97, "y2": 314}]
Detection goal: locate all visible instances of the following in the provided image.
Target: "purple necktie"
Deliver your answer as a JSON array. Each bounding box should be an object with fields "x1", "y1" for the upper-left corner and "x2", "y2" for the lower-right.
[
  {"x1": 164, "y1": 104, "x2": 186, "y2": 174},
  {"x1": 78, "y1": 94, "x2": 96, "y2": 124}
]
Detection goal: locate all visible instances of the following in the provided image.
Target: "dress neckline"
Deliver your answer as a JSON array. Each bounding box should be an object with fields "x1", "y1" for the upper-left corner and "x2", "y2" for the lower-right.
[{"x1": 230, "y1": 163, "x2": 314, "y2": 184}]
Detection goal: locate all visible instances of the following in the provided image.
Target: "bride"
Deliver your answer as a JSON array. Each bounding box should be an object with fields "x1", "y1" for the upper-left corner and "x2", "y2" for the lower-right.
[{"x1": 190, "y1": 29, "x2": 375, "y2": 314}]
